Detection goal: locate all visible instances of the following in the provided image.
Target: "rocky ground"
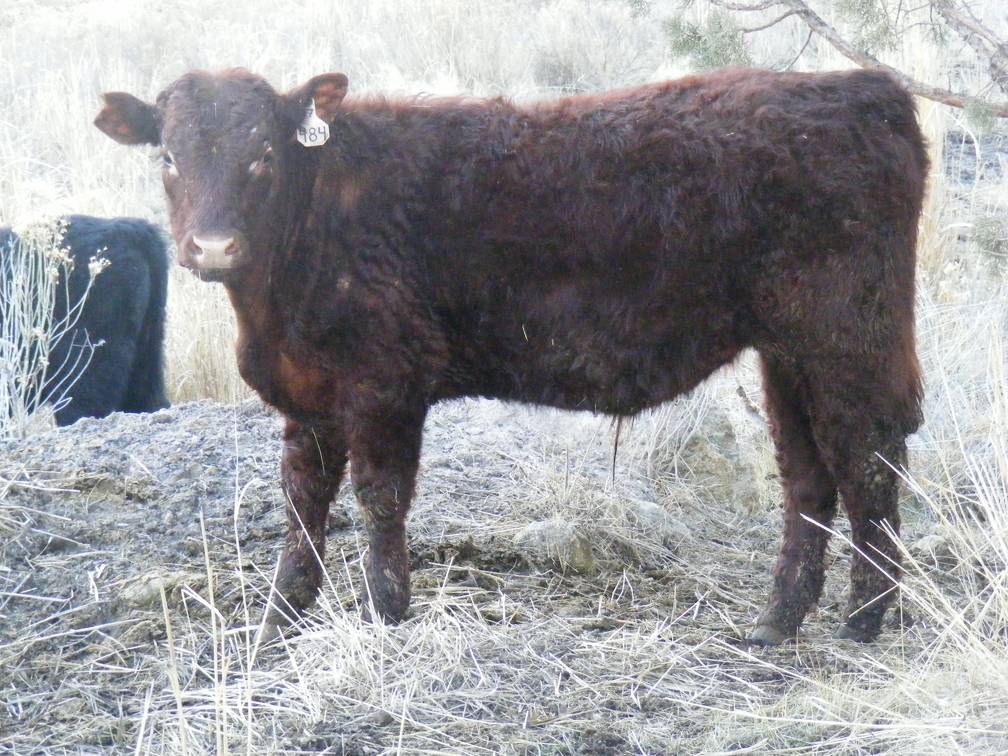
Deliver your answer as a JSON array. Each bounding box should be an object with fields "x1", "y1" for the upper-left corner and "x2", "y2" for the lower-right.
[{"x1": 0, "y1": 395, "x2": 952, "y2": 753}]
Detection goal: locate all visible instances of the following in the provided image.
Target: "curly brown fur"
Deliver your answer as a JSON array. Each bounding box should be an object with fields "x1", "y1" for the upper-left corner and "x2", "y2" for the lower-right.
[{"x1": 96, "y1": 67, "x2": 927, "y2": 643}]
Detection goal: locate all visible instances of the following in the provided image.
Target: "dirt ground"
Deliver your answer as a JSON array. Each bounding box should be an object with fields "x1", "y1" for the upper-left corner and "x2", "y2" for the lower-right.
[{"x1": 0, "y1": 396, "x2": 945, "y2": 753}]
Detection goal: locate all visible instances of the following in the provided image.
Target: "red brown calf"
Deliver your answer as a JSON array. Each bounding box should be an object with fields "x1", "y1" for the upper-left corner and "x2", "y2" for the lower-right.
[{"x1": 95, "y1": 67, "x2": 927, "y2": 644}]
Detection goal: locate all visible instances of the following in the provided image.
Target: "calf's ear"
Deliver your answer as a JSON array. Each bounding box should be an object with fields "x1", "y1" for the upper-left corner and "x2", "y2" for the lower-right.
[
  {"x1": 284, "y1": 73, "x2": 349, "y2": 124},
  {"x1": 94, "y1": 92, "x2": 160, "y2": 145}
]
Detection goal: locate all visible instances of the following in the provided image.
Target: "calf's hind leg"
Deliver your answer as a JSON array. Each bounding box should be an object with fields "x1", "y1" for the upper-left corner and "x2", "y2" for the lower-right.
[
  {"x1": 751, "y1": 355, "x2": 839, "y2": 646},
  {"x1": 265, "y1": 420, "x2": 348, "y2": 629},
  {"x1": 807, "y1": 353, "x2": 921, "y2": 642}
]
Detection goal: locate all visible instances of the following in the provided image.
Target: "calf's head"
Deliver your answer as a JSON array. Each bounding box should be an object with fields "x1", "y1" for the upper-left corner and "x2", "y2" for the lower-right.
[{"x1": 94, "y1": 70, "x2": 348, "y2": 282}]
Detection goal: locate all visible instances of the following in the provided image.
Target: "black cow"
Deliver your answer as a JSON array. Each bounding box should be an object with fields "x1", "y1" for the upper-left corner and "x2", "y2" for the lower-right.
[{"x1": 0, "y1": 215, "x2": 169, "y2": 425}]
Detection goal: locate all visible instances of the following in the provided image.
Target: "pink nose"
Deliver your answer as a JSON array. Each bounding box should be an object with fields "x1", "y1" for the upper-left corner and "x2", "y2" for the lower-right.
[
  {"x1": 190, "y1": 233, "x2": 240, "y2": 269},
  {"x1": 193, "y1": 234, "x2": 237, "y2": 254}
]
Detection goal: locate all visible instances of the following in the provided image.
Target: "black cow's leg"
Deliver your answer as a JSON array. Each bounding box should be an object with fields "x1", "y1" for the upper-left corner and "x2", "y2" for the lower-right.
[
  {"x1": 266, "y1": 419, "x2": 347, "y2": 629},
  {"x1": 120, "y1": 305, "x2": 169, "y2": 414},
  {"x1": 751, "y1": 354, "x2": 839, "y2": 645},
  {"x1": 349, "y1": 405, "x2": 426, "y2": 623}
]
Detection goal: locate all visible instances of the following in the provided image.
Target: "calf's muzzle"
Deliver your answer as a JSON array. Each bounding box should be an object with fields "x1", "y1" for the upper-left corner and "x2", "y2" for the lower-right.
[{"x1": 179, "y1": 229, "x2": 247, "y2": 271}]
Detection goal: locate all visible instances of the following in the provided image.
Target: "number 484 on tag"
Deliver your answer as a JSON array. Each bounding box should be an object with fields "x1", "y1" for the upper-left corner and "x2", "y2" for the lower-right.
[{"x1": 298, "y1": 99, "x2": 330, "y2": 147}]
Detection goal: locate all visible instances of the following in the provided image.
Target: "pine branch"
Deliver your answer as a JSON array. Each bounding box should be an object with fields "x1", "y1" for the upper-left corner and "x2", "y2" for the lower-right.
[
  {"x1": 931, "y1": 0, "x2": 1008, "y2": 96},
  {"x1": 708, "y1": 0, "x2": 1008, "y2": 117}
]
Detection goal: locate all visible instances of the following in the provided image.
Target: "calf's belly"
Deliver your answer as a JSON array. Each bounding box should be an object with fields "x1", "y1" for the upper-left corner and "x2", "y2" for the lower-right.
[{"x1": 456, "y1": 323, "x2": 746, "y2": 416}]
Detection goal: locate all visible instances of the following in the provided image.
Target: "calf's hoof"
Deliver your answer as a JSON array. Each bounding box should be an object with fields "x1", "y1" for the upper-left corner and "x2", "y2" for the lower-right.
[
  {"x1": 256, "y1": 595, "x2": 307, "y2": 647},
  {"x1": 255, "y1": 617, "x2": 289, "y2": 648},
  {"x1": 362, "y1": 570, "x2": 411, "y2": 624},
  {"x1": 835, "y1": 622, "x2": 880, "y2": 643},
  {"x1": 257, "y1": 556, "x2": 323, "y2": 643},
  {"x1": 361, "y1": 601, "x2": 410, "y2": 625},
  {"x1": 748, "y1": 623, "x2": 793, "y2": 647},
  {"x1": 362, "y1": 547, "x2": 411, "y2": 624},
  {"x1": 361, "y1": 583, "x2": 411, "y2": 624},
  {"x1": 253, "y1": 593, "x2": 311, "y2": 649}
]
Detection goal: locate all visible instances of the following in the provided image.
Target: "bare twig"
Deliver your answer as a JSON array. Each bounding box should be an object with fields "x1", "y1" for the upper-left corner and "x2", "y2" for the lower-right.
[
  {"x1": 783, "y1": 27, "x2": 815, "y2": 71},
  {"x1": 715, "y1": 0, "x2": 784, "y2": 10},
  {"x1": 741, "y1": 9, "x2": 800, "y2": 34}
]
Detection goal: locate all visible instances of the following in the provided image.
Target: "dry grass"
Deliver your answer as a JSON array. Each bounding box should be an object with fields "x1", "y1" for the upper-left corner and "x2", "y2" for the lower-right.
[
  {"x1": 164, "y1": 270, "x2": 248, "y2": 404},
  {"x1": 1, "y1": 0, "x2": 1007, "y2": 753}
]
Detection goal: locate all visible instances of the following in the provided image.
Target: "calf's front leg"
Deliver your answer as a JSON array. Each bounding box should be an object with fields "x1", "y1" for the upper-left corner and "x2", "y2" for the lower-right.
[
  {"x1": 265, "y1": 419, "x2": 348, "y2": 628},
  {"x1": 349, "y1": 406, "x2": 425, "y2": 623}
]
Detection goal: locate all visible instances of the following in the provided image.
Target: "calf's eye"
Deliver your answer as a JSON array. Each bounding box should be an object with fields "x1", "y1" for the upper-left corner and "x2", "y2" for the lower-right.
[
  {"x1": 249, "y1": 143, "x2": 274, "y2": 175},
  {"x1": 161, "y1": 151, "x2": 179, "y2": 177}
]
